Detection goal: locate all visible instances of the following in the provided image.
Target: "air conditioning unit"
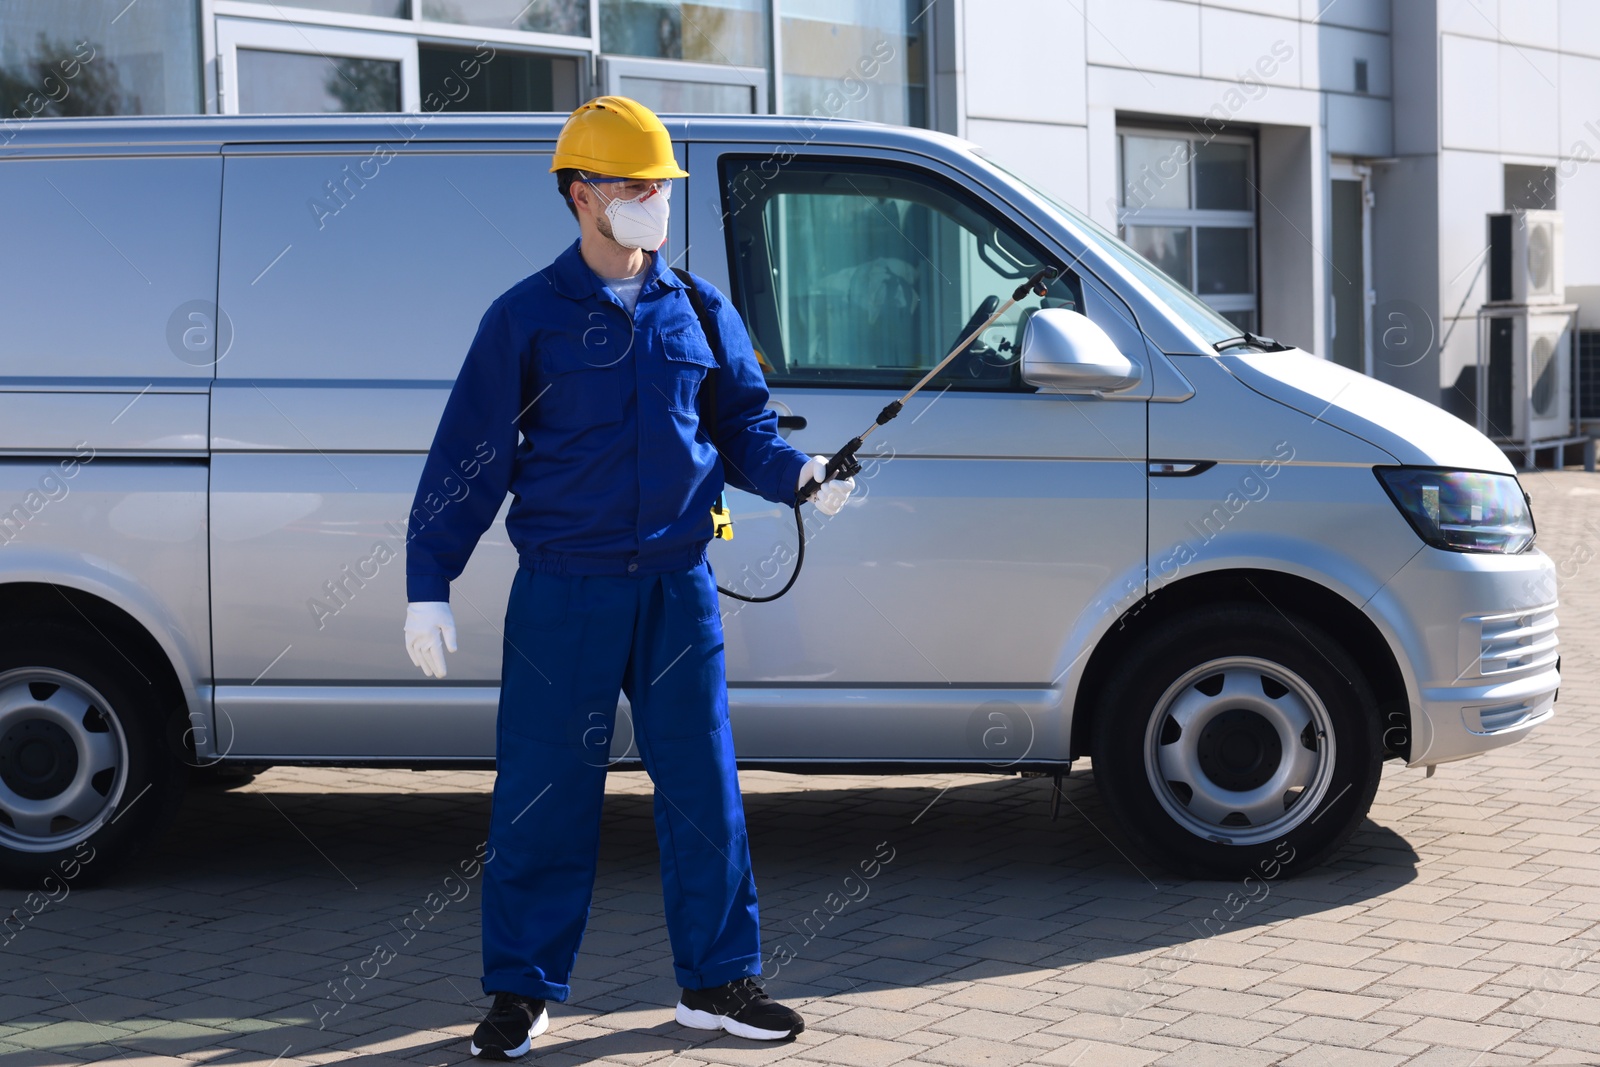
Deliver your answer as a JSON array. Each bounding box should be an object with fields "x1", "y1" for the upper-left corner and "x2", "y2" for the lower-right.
[
  {"x1": 1485, "y1": 308, "x2": 1574, "y2": 441},
  {"x1": 1487, "y1": 209, "x2": 1563, "y2": 304}
]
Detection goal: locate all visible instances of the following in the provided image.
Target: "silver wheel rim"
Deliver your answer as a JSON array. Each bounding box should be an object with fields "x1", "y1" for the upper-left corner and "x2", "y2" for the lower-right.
[
  {"x1": 0, "y1": 667, "x2": 129, "y2": 853},
  {"x1": 1142, "y1": 656, "x2": 1335, "y2": 847}
]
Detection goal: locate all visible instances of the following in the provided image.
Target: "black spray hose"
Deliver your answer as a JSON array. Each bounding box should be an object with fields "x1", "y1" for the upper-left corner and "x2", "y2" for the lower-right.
[
  {"x1": 717, "y1": 265, "x2": 1061, "y2": 604},
  {"x1": 717, "y1": 504, "x2": 807, "y2": 603}
]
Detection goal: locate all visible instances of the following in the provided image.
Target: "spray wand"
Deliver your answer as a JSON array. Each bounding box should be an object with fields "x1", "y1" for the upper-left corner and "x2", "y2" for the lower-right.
[{"x1": 719, "y1": 265, "x2": 1059, "y2": 603}]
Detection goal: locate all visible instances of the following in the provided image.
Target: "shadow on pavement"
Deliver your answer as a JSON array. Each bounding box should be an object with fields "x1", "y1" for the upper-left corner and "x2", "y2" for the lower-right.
[{"x1": 7, "y1": 769, "x2": 1419, "y2": 1064}]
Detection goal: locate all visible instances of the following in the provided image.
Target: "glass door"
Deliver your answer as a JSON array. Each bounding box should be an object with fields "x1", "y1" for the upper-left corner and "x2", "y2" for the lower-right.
[
  {"x1": 216, "y1": 17, "x2": 420, "y2": 114},
  {"x1": 1329, "y1": 159, "x2": 1373, "y2": 375},
  {"x1": 1117, "y1": 128, "x2": 1258, "y2": 333}
]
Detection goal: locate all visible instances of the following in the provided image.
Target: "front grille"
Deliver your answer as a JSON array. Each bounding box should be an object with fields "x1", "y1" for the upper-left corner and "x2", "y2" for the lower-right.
[{"x1": 1476, "y1": 604, "x2": 1560, "y2": 676}]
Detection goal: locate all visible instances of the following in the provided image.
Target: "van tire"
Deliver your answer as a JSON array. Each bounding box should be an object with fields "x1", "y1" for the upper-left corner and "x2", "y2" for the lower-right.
[
  {"x1": 0, "y1": 621, "x2": 187, "y2": 888},
  {"x1": 1090, "y1": 603, "x2": 1382, "y2": 881}
]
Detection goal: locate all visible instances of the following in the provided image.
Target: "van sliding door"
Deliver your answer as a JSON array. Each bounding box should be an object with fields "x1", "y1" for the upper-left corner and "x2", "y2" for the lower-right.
[{"x1": 210, "y1": 142, "x2": 576, "y2": 760}]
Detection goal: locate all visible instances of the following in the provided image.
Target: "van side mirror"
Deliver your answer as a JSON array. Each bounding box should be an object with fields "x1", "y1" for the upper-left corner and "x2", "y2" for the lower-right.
[{"x1": 1020, "y1": 308, "x2": 1142, "y2": 394}]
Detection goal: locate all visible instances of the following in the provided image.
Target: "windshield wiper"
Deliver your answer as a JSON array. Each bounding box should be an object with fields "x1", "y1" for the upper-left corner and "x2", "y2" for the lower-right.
[{"x1": 1213, "y1": 331, "x2": 1291, "y2": 353}]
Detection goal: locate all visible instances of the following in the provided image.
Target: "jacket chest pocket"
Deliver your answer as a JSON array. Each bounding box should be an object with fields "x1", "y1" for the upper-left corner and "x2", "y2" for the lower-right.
[
  {"x1": 660, "y1": 325, "x2": 717, "y2": 416},
  {"x1": 536, "y1": 341, "x2": 626, "y2": 430}
]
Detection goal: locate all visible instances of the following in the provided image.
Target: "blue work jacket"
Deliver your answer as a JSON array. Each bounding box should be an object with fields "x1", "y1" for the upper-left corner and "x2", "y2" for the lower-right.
[{"x1": 405, "y1": 239, "x2": 809, "y2": 603}]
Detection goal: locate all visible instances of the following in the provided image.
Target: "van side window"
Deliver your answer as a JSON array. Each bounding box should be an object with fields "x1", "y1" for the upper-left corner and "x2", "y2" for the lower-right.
[{"x1": 721, "y1": 157, "x2": 1081, "y2": 391}]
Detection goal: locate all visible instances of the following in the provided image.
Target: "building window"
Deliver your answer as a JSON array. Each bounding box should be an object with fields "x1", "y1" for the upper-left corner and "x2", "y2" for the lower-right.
[
  {"x1": 1505, "y1": 164, "x2": 1557, "y2": 211},
  {"x1": 420, "y1": 0, "x2": 590, "y2": 36},
  {"x1": 1117, "y1": 128, "x2": 1258, "y2": 332},
  {"x1": 5, "y1": 0, "x2": 940, "y2": 127},
  {"x1": 596, "y1": 0, "x2": 769, "y2": 114},
  {"x1": 0, "y1": 0, "x2": 201, "y2": 116},
  {"x1": 419, "y1": 43, "x2": 580, "y2": 111},
  {"x1": 237, "y1": 49, "x2": 401, "y2": 112},
  {"x1": 611, "y1": 64, "x2": 761, "y2": 111},
  {"x1": 600, "y1": 0, "x2": 768, "y2": 68},
  {"x1": 1581, "y1": 330, "x2": 1600, "y2": 420},
  {"x1": 779, "y1": 0, "x2": 926, "y2": 125},
  {"x1": 287, "y1": 0, "x2": 410, "y2": 16}
]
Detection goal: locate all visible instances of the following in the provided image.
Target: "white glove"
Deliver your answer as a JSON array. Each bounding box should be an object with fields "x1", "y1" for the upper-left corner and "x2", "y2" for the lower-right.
[
  {"x1": 404, "y1": 601, "x2": 457, "y2": 679},
  {"x1": 799, "y1": 454, "x2": 857, "y2": 517}
]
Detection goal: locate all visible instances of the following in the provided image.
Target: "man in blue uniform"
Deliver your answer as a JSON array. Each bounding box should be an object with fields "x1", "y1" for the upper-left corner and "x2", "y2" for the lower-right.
[{"x1": 401, "y1": 97, "x2": 855, "y2": 1060}]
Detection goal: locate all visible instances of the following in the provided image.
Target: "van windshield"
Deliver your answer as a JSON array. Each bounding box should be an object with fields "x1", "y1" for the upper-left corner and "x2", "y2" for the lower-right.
[{"x1": 974, "y1": 153, "x2": 1247, "y2": 349}]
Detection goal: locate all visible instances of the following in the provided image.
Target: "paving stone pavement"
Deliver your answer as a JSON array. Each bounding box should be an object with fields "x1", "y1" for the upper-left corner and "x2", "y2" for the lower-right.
[{"x1": 4, "y1": 469, "x2": 1600, "y2": 1067}]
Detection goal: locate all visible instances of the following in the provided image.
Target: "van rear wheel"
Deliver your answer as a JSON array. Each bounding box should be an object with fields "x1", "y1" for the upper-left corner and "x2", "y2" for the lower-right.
[
  {"x1": 1091, "y1": 604, "x2": 1382, "y2": 880},
  {"x1": 0, "y1": 621, "x2": 186, "y2": 887}
]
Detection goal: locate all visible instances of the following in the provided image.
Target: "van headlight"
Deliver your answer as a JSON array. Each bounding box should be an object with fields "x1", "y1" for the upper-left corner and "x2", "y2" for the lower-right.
[{"x1": 1374, "y1": 468, "x2": 1535, "y2": 553}]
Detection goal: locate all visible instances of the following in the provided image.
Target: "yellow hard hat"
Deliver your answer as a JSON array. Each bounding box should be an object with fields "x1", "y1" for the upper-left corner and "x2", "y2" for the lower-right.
[{"x1": 550, "y1": 96, "x2": 689, "y2": 179}]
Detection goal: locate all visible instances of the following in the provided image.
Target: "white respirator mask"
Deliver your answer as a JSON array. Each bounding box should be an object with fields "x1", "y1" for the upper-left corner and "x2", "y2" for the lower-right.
[{"x1": 587, "y1": 177, "x2": 672, "y2": 251}]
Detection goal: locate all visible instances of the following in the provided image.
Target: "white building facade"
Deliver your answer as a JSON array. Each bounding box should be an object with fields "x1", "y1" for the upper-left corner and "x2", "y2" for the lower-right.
[{"x1": 941, "y1": 0, "x2": 1598, "y2": 427}]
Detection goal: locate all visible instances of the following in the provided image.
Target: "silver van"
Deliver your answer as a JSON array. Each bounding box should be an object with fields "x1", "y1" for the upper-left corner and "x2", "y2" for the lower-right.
[{"x1": 0, "y1": 113, "x2": 1558, "y2": 885}]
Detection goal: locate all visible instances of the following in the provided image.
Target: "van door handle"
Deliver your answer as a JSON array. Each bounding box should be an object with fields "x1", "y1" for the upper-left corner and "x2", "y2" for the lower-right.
[
  {"x1": 776, "y1": 415, "x2": 807, "y2": 431},
  {"x1": 1148, "y1": 460, "x2": 1215, "y2": 477}
]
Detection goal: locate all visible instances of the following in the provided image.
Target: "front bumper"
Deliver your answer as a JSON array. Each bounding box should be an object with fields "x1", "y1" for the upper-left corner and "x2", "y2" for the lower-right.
[{"x1": 1365, "y1": 543, "x2": 1559, "y2": 766}]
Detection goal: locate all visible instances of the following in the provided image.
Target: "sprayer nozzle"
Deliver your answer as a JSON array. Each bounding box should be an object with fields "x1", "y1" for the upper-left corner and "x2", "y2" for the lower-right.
[{"x1": 1015, "y1": 265, "x2": 1060, "y2": 301}]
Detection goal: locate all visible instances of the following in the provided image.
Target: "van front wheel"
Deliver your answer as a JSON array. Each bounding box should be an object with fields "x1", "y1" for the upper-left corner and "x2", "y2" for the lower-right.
[{"x1": 1091, "y1": 604, "x2": 1382, "y2": 880}]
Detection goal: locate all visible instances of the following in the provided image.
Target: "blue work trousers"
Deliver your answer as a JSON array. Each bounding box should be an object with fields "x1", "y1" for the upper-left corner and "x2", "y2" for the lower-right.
[{"x1": 480, "y1": 559, "x2": 761, "y2": 1002}]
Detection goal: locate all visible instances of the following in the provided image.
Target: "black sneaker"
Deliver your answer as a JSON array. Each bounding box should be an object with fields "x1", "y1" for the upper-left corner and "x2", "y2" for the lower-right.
[
  {"x1": 675, "y1": 976, "x2": 804, "y2": 1041},
  {"x1": 470, "y1": 991, "x2": 548, "y2": 1059}
]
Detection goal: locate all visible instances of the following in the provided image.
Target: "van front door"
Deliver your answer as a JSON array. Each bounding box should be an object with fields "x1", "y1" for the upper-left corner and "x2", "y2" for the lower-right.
[{"x1": 687, "y1": 146, "x2": 1150, "y2": 766}]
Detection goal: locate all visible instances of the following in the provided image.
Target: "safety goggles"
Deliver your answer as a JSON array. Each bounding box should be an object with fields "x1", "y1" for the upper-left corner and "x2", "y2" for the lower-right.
[{"x1": 579, "y1": 175, "x2": 673, "y2": 202}]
